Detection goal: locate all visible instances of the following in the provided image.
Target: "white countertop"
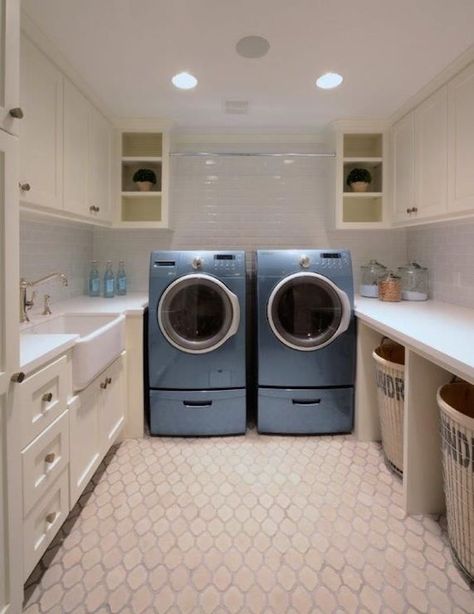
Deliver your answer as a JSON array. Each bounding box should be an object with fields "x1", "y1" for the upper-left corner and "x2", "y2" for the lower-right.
[
  {"x1": 355, "y1": 296, "x2": 474, "y2": 382},
  {"x1": 20, "y1": 293, "x2": 148, "y2": 373}
]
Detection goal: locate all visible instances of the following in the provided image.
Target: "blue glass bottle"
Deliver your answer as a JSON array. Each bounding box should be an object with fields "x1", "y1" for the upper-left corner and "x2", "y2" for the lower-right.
[
  {"x1": 116, "y1": 260, "x2": 127, "y2": 296},
  {"x1": 88, "y1": 260, "x2": 100, "y2": 297},
  {"x1": 103, "y1": 261, "x2": 115, "y2": 298}
]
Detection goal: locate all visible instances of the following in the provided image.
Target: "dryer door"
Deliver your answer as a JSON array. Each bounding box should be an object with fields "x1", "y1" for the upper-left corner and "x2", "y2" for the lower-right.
[
  {"x1": 158, "y1": 274, "x2": 240, "y2": 354},
  {"x1": 267, "y1": 272, "x2": 351, "y2": 351}
]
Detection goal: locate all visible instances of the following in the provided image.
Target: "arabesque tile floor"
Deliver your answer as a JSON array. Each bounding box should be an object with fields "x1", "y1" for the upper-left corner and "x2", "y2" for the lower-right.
[{"x1": 24, "y1": 430, "x2": 473, "y2": 614}]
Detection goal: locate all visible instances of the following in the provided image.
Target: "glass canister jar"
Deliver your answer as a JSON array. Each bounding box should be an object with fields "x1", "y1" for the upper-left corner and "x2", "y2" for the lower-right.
[
  {"x1": 360, "y1": 260, "x2": 387, "y2": 298},
  {"x1": 397, "y1": 262, "x2": 429, "y2": 301},
  {"x1": 378, "y1": 271, "x2": 402, "y2": 302}
]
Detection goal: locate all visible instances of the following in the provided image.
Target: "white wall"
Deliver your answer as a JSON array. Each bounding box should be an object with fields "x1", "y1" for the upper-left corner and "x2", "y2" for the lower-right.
[
  {"x1": 94, "y1": 148, "x2": 407, "y2": 291},
  {"x1": 20, "y1": 214, "x2": 93, "y2": 303},
  {"x1": 407, "y1": 219, "x2": 474, "y2": 308}
]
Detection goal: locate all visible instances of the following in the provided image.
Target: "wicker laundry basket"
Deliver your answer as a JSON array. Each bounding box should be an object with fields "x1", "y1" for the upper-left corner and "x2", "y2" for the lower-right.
[
  {"x1": 372, "y1": 338, "x2": 405, "y2": 477},
  {"x1": 437, "y1": 381, "x2": 474, "y2": 585}
]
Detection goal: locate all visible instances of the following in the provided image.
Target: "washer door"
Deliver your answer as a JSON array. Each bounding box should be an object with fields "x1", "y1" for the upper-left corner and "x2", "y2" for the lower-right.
[
  {"x1": 267, "y1": 272, "x2": 351, "y2": 351},
  {"x1": 158, "y1": 274, "x2": 240, "y2": 354}
]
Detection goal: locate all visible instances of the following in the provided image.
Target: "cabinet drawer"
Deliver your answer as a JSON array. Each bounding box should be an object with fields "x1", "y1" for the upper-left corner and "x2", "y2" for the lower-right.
[
  {"x1": 22, "y1": 410, "x2": 69, "y2": 515},
  {"x1": 23, "y1": 468, "x2": 69, "y2": 581},
  {"x1": 19, "y1": 355, "x2": 68, "y2": 447}
]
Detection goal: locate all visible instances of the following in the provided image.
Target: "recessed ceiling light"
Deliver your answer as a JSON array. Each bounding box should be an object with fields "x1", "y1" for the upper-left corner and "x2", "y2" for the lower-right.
[
  {"x1": 316, "y1": 72, "x2": 343, "y2": 90},
  {"x1": 172, "y1": 72, "x2": 198, "y2": 90},
  {"x1": 236, "y1": 36, "x2": 270, "y2": 59}
]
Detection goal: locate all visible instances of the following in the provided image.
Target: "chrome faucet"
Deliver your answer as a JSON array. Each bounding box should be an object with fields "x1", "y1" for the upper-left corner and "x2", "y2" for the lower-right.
[{"x1": 20, "y1": 273, "x2": 68, "y2": 323}]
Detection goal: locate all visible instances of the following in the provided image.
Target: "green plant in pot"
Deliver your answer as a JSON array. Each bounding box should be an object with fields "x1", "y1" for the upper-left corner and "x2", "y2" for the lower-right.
[
  {"x1": 133, "y1": 168, "x2": 157, "y2": 192},
  {"x1": 347, "y1": 168, "x2": 372, "y2": 193}
]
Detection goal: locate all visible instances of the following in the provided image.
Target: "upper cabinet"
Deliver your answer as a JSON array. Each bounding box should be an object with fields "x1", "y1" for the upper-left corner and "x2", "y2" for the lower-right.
[
  {"x1": 333, "y1": 122, "x2": 389, "y2": 229},
  {"x1": 448, "y1": 61, "x2": 474, "y2": 214},
  {"x1": 19, "y1": 37, "x2": 63, "y2": 210},
  {"x1": 19, "y1": 32, "x2": 113, "y2": 224},
  {"x1": 392, "y1": 87, "x2": 448, "y2": 224},
  {"x1": 0, "y1": 0, "x2": 21, "y2": 136}
]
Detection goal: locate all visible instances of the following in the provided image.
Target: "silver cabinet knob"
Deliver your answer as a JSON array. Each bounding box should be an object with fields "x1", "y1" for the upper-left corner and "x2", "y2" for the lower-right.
[
  {"x1": 42, "y1": 392, "x2": 53, "y2": 403},
  {"x1": 44, "y1": 452, "x2": 56, "y2": 464},
  {"x1": 106, "y1": 377, "x2": 112, "y2": 385},
  {"x1": 19, "y1": 182, "x2": 31, "y2": 192},
  {"x1": 9, "y1": 107, "x2": 24, "y2": 119},
  {"x1": 11, "y1": 372, "x2": 25, "y2": 383},
  {"x1": 45, "y1": 512, "x2": 56, "y2": 524},
  {"x1": 192, "y1": 257, "x2": 203, "y2": 270},
  {"x1": 100, "y1": 381, "x2": 108, "y2": 389},
  {"x1": 299, "y1": 255, "x2": 310, "y2": 268}
]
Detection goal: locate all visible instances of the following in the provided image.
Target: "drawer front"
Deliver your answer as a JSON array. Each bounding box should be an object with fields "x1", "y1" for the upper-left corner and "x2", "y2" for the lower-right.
[
  {"x1": 23, "y1": 468, "x2": 69, "y2": 581},
  {"x1": 149, "y1": 388, "x2": 246, "y2": 436},
  {"x1": 22, "y1": 410, "x2": 69, "y2": 515},
  {"x1": 19, "y1": 355, "x2": 68, "y2": 447},
  {"x1": 258, "y1": 387, "x2": 354, "y2": 434}
]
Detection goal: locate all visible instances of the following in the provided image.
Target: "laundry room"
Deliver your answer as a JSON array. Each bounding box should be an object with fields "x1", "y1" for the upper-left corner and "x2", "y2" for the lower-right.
[{"x1": 2, "y1": 1, "x2": 474, "y2": 613}]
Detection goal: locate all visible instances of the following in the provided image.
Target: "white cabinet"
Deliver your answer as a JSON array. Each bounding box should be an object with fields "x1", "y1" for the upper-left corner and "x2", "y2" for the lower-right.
[
  {"x1": 19, "y1": 36, "x2": 63, "y2": 210},
  {"x1": 63, "y1": 78, "x2": 89, "y2": 217},
  {"x1": 414, "y1": 86, "x2": 448, "y2": 219},
  {"x1": 392, "y1": 88, "x2": 448, "y2": 223},
  {"x1": 88, "y1": 106, "x2": 112, "y2": 221},
  {"x1": 69, "y1": 353, "x2": 126, "y2": 507},
  {"x1": 0, "y1": 125, "x2": 22, "y2": 611},
  {"x1": 448, "y1": 61, "x2": 474, "y2": 213},
  {"x1": 0, "y1": 0, "x2": 20, "y2": 136},
  {"x1": 392, "y1": 113, "x2": 415, "y2": 222}
]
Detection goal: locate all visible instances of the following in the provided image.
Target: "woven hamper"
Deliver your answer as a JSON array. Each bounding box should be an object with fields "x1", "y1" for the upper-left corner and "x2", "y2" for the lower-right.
[
  {"x1": 437, "y1": 381, "x2": 474, "y2": 585},
  {"x1": 372, "y1": 338, "x2": 405, "y2": 476}
]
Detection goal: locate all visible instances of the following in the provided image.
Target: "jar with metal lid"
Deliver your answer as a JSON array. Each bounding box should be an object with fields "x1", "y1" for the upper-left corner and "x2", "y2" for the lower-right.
[
  {"x1": 360, "y1": 260, "x2": 387, "y2": 298},
  {"x1": 378, "y1": 271, "x2": 401, "y2": 302},
  {"x1": 397, "y1": 262, "x2": 429, "y2": 301}
]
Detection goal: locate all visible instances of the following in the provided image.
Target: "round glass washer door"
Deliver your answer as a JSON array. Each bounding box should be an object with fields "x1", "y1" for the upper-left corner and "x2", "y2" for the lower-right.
[
  {"x1": 158, "y1": 273, "x2": 240, "y2": 354},
  {"x1": 267, "y1": 272, "x2": 351, "y2": 351}
]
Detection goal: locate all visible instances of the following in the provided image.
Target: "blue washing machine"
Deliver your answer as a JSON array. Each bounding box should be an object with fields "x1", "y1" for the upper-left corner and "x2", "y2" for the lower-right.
[
  {"x1": 148, "y1": 250, "x2": 246, "y2": 436},
  {"x1": 256, "y1": 249, "x2": 356, "y2": 434}
]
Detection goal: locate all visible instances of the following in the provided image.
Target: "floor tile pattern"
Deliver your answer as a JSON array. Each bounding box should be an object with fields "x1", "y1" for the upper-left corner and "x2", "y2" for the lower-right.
[{"x1": 24, "y1": 431, "x2": 473, "y2": 613}]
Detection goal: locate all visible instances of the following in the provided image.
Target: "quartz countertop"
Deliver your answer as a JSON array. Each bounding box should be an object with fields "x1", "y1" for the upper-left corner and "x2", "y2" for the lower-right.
[
  {"x1": 52, "y1": 292, "x2": 148, "y2": 316},
  {"x1": 20, "y1": 333, "x2": 78, "y2": 373},
  {"x1": 355, "y1": 296, "x2": 474, "y2": 382}
]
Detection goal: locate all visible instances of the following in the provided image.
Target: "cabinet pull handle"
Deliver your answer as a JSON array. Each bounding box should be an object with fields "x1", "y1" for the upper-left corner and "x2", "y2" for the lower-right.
[
  {"x1": 292, "y1": 398, "x2": 321, "y2": 406},
  {"x1": 412, "y1": 207, "x2": 418, "y2": 213},
  {"x1": 89, "y1": 205, "x2": 95, "y2": 212},
  {"x1": 100, "y1": 381, "x2": 108, "y2": 389},
  {"x1": 19, "y1": 182, "x2": 31, "y2": 192},
  {"x1": 11, "y1": 372, "x2": 25, "y2": 383},
  {"x1": 406, "y1": 208, "x2": 411, "y2": 214},
  {"x1": 9, "y1": 107, "x2": 24, "y2": 119},
  {"x1": 45, "y1": 512, "x2": 56, "y2": 524},
  {"x1": 183, "y1": 400, "x2": 212, "y2": 407},
  {"x1": 106, "y1": 377, "x2": 112, "y2": 385},
  {"x1": 44, "y1": 452, "x2": 56, "y2": 464},
  {"x1": 42, "y1": 392, "x2": 53, "y2": 403}
]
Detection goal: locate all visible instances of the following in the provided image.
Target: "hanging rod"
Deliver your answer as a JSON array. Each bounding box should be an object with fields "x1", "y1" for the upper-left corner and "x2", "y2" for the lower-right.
[{"x1": 169, "y1": 151, "x2": 336, "y2": 158}]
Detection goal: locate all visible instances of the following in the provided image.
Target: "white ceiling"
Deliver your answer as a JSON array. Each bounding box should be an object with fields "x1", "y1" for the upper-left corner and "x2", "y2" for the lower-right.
[{"x1": 23, "y1": 0, "x2": 474, "y2": 130}]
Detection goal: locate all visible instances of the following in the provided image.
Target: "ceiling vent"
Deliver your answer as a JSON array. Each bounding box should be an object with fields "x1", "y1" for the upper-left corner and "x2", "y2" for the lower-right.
[{"x1": 224, "y1": 100, "x2": 249, "y2": 115}]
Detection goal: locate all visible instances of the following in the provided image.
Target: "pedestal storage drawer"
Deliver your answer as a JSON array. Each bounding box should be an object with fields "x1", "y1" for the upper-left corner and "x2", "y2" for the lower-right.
[
  {"x1": 23, "y1": 467, "x2": 69, "y2": 580},
  {"x1": 22, "y1": 410, "x2": 69, "y2": 515},
  {"x1": 19, "y1": 354, "x2": 68, "y2": 447}
]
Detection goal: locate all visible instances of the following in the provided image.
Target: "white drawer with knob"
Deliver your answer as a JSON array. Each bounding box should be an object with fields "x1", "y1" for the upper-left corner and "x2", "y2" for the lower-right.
[
  {"x1": 22, "y1": 410, "x2": 69, "y2": 515},
  {"x1": 19, "y1": 355, "x2": 68, "y2": 447},
  {"x1": 23, "y1": 467, "x2": 69, "y2": 580}
]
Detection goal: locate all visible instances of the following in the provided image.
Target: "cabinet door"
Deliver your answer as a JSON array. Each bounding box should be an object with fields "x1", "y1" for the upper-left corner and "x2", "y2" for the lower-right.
[
  {"x1": 63, "y1": 79, "x2": 89, "y2": 216},
  {"x1": 69, "y1": 384, "x2": 102, "y2": 508},
  {"x1": 100, "y1": 355, "x2": 126, "y2": 453},
  {"x1": 19, "y1": 36, "x2": 63, "y2": 210},
  {"x1": 0, "y1": 129, "x2": 22, "y2": 611},
  {"x1": 88, "y1": 106, "x2": 112, "y2": 221},
  {"x1": 414, "y1": 86, "x2": 448, "y2": 218},
  {"x1": 0, "y1": 0, "x2": 20, "y2": 136},
  {"x1": 392, "y1": 113, "x2": 415, "y2": 222},
  {"x1": 448, "y1": 61, "x2": 474, "y2": 213}
]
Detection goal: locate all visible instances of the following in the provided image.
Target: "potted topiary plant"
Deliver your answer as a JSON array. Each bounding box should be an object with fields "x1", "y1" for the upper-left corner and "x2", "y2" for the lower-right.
[
  {"x1": 347, "y1": 168, "x2": 372, "y2": 193},
  {"x1": 133, "y1": 168, "x2": 157, "y2": 192}
]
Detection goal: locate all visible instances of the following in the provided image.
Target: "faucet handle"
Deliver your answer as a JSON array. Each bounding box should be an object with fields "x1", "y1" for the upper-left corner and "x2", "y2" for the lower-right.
[
  {"x1": 25, "y1": 290, "x2": 36, "y2": 312},
  {"x1": 42, "y1": 294, "x2": 52, "y2": 316}
]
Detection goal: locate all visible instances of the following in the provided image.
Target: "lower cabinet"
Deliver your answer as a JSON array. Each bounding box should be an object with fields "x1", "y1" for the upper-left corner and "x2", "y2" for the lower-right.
[{"x1": 69, "y1": 353, "x2": 126, "y2": 507}]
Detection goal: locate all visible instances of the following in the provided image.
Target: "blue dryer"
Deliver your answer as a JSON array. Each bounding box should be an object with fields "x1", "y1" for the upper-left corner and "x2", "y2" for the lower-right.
[
  {"x1": 148, "y1": 251, "x2": 246, "y2": 436},
  {"x1": 256, "y1": 249, "x2": 356, "y2": 434}
]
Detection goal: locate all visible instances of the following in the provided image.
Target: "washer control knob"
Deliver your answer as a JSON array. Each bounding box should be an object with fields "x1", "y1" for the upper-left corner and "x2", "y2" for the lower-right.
[
  {"x1": 299, "y1": 255, "x2": 310, "y2": 268},
  {"x1": 192, "y1": 257, "x2": 203, "y2": 270}
]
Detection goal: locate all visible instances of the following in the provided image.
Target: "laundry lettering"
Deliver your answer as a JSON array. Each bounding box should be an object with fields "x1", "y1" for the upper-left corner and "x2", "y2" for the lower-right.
[
  {"x1": 440, "y1": 415, "x2": 474, "y2": 471},
  {"x1": 375, "y1": 370, "x2": 404, "y2": 401}
]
